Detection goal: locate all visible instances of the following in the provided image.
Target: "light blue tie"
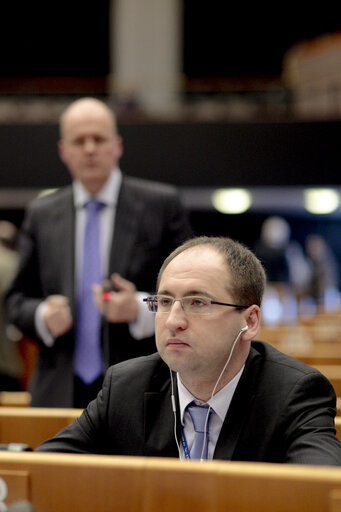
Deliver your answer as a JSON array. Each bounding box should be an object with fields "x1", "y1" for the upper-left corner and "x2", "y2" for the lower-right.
[
  {"x1": 74, "y1": 199, "x2": 104, "y2": 384},
  {"x1": 187, "y1": 403, "x2": 212, "y2": 460}
]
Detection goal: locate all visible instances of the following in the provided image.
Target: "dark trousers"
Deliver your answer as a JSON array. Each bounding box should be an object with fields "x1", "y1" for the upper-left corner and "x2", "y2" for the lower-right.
[{"x1": 73, "y1": 375, "x2": 103, "y2": 409}]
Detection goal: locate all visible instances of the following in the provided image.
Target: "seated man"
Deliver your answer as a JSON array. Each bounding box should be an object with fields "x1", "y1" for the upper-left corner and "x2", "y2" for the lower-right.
[{"x1": 35, "y1": 236, "x2": 341, "y2": 464}]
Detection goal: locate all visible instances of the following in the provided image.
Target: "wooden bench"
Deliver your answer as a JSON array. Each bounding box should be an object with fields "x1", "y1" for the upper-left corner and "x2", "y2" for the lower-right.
[
  {"x1": 0, "y1": 407, "x2": 82, "y2": 449},
  {"x1": 1, "y1": 453, "x2": 341, "y2": 511}
]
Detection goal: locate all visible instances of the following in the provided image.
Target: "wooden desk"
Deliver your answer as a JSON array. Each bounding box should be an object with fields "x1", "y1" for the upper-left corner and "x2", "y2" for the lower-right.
[
  {"x1": 0, "y1": 454, "x2": 341, "y2": 512},
  {"x1": 311, "y1": 365, "x2": 341, "y2": 396},
  {"x1": 259, "y1": 325, "x2": 341, "y2": 365},
  {"x1": 260, "y1": 315, "x2": 341, "y2": 347},
  {"x1": 298, "y1": 354, "x2": 341, "y2": 366},
  {"x1": 335, "y1": 417, "x2": 341, "y2": 441},
  {"x1": 332, "y1": 399, "x2": 341, "y2": 418},
  {"x1": 0, "y1": 392, "x2": 31, "y2": 407},
  {"x1": 0, "y1": 407, "x2": 82, "y2": 449},
  {"x1": 266, "y1": 347, "x2": 341, "y2": 367}
]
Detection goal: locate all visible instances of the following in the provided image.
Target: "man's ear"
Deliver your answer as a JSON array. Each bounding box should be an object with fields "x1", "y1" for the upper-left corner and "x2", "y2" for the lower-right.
[
  {"x1": 243, "y1": 305, "x2": 261, "y2": 340},
  {"x1": 58, "y1": 140, "x2": 66, "y2": 164},
  {"x1": 113, "y1": 135, "x2": 124, "y2": 161}
]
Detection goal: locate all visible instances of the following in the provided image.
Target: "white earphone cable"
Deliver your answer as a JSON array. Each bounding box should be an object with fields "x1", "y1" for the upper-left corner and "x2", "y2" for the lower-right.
[
  {"x1": 170, "y1": 325, "x2": 248, "y2": 461},
  {"x1": 200, "y1": 326, "x2": 247, "y2": 460}
]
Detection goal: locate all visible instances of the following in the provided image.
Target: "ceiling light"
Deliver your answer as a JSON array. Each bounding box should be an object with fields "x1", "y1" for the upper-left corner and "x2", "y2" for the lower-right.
[
  {"x1": 304, "y1": 188, "x2": 340, "y2": 214},
  {"x1": 212, "y1": 188, "x2": 251, "y2": 214}
]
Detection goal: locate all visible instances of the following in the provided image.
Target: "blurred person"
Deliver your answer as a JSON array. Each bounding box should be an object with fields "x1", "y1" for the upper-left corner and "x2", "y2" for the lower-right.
[
  {"x1": 254, "y1": 216, "x2": 291, "y2": 283},
  {"x1": 255, "y1": 216, "x2": 310, "y2": 324},
  {"x1": 5, "y1": 97, "x2": 192, "y2": 408},
  {"x1": 0, "y1": 221, "x2": 22, "y2": 390},
  {"x1": 305, "y1": 234, "x2": 340, "y2": 310},
  {"x1": 35, "y1": 236, "x2": 341, "y2": 465}
]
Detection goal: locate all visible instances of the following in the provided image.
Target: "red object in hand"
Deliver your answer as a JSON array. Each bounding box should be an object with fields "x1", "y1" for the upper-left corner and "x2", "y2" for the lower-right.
[{"x1": 102, "y1": 291, "x2": 111, "y2": 301}]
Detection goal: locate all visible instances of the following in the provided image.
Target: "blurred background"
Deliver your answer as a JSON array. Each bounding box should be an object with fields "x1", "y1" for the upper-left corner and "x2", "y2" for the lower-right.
[{"x1": 1, "y1": 0, "x2": 341, "y2": 330}]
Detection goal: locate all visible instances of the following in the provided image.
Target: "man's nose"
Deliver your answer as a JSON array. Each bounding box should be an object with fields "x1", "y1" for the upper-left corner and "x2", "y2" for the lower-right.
[
  {"x1": 84, "y1": 138, "x2": 96, "y2": 152},
  {"x1": 165, "y1": 300, "x2": 187, "y2": 329}
]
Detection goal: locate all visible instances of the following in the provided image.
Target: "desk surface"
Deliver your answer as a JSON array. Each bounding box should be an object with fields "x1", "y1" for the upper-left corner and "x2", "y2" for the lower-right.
[{"x1": 0, "y1": 453, "x2": 341, "y2": 512}]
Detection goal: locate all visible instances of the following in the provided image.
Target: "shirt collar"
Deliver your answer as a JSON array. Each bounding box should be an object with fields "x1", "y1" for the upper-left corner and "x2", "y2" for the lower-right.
[
  {"x1": 177, "y1": 365, "x2": 244, "y2": 425},
  {"x1": 73, "y1": 168, "x2": 122, "y2": 208}
]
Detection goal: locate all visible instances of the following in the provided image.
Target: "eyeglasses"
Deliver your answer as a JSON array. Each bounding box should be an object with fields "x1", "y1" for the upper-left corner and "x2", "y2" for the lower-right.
[{"x1": 143, "y1": 295, "x2": 249, "y2": 316}]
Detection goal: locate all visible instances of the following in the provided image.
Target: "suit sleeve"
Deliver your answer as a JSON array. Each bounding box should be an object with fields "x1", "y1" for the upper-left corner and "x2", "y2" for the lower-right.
[
  {"x1": 282, "y1": 371, "x2": 341, "y2": 465},
  {"x1": 4, "y1": 206, "x2": 44, "y2": 341},
  {"x1": 35, "y1": 368, "x2": 113, "y2": 454},
  {"x1": 34, "y1": 362, "x2": 149, "y2": 455}
]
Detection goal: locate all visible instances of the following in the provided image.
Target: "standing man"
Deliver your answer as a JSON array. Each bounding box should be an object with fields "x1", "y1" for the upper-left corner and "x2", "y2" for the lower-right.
[
  {"x1": 5, "y1": 97, "x2": 192, "y2": 408},
  {"x1": 36, "y1": 236, "x2": 341, "y2": 465}
]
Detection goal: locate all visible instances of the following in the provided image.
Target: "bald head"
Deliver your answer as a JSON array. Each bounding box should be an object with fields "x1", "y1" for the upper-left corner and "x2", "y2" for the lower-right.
[
  {"x1": 58, "y1": 97, "x2": 123, "y2": 195},
  {"x1": 59, "y1": 97, "x2": 117, "y2": 139}
]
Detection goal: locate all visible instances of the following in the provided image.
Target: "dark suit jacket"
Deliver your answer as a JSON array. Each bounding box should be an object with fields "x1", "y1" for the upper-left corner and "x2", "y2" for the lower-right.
[
  {"x1": 4, "y1": 175, "x2": 192, "y2": 407},
  {"x1": 36, "y1": 341, "x2": 341, "y2": 465}
]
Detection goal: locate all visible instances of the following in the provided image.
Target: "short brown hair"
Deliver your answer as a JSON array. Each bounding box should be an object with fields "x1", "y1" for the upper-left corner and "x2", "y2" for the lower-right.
[{"x1": 156, "y1": 236, "x2": 266, "y2": 307}]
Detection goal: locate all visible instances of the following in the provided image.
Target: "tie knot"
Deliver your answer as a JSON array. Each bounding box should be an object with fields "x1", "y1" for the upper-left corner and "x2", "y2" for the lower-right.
[
  {"x1": 85, "y1": 199, "x2": 105, "y2": 213},
  {"x1": 187, "y1": 403, "x2": 211, "y2": 434}
]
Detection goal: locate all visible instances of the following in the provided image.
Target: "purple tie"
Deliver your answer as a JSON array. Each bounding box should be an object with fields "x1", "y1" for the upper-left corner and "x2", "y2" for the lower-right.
[
  {"x1": 187, "y1": 403, "x2": 212, "y2": 459},
  {"x1": 74, "y1": 199, "x2": 104, "y2": 384}
]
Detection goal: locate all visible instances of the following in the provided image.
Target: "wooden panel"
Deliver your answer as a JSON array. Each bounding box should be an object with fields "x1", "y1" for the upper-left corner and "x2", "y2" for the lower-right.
[
  {"x1": 0, "y1": 470, "x2": 29, "y2": 508},
  {"x1": 0, "y1": 407, "x2": 82, "y2": 449},
  {"x1": 330, "y1": 489, "x2": 341, "y2": 512},
  {"x1": 0, "y1": 454, "x2": 340, "y2": 512}
]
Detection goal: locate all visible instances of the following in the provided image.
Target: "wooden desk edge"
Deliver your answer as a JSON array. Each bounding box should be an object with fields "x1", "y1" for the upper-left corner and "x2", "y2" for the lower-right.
[{"x1": 0, "y1": 452, "x2": 341, "y2": 481}]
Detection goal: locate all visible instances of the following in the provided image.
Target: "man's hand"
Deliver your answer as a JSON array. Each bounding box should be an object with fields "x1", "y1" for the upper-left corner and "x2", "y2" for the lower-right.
[
  {"x1": 43, "y1": 295, "x2": 73, "y2": 337},
  {"x1": 93, "y1": 273, "x2": 139, "y2": 323}
]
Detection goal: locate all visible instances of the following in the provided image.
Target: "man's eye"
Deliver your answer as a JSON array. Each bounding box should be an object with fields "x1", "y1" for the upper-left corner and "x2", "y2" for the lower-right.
[
  {"x1": 159, "y1": 297, "x2": 172, "y2": 306},
  {"x1": 191, "y1": 298, "x2": 208, "y2": 307}
]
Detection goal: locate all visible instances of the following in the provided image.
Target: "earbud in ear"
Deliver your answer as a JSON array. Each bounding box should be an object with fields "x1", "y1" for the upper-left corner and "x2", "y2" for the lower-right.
[{"x1": 241, "y1": 326, "x2": 248, "y2": 332}]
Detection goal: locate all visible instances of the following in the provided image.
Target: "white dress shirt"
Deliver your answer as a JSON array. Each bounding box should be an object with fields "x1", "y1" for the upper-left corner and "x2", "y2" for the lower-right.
[{"x1": 177, "y1": 366, "x2": 244, "y2": 459}]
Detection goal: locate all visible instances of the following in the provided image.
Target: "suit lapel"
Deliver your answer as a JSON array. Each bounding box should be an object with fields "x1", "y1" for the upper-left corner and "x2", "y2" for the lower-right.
[
  {"x1": 213, "y1": 347, "x2": 261, "y2": 460},
  {"x1": 108, "y1": 178, "x2": 144, "y2": 277},
  {"x1": 56, "y1": 189, "x2": 75, "y2": 309},
  {"x1": 143, "y1": 375, "x2": 180, "y2": 458},
  {"x1": 141, "y1": 352, "x2": 262, "y2": 460}
]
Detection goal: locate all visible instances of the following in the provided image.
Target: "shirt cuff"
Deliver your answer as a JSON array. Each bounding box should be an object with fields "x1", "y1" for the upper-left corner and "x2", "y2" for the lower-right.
[{"x1": 35, "y1": 301, "x2": 56, "y2": 347}]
